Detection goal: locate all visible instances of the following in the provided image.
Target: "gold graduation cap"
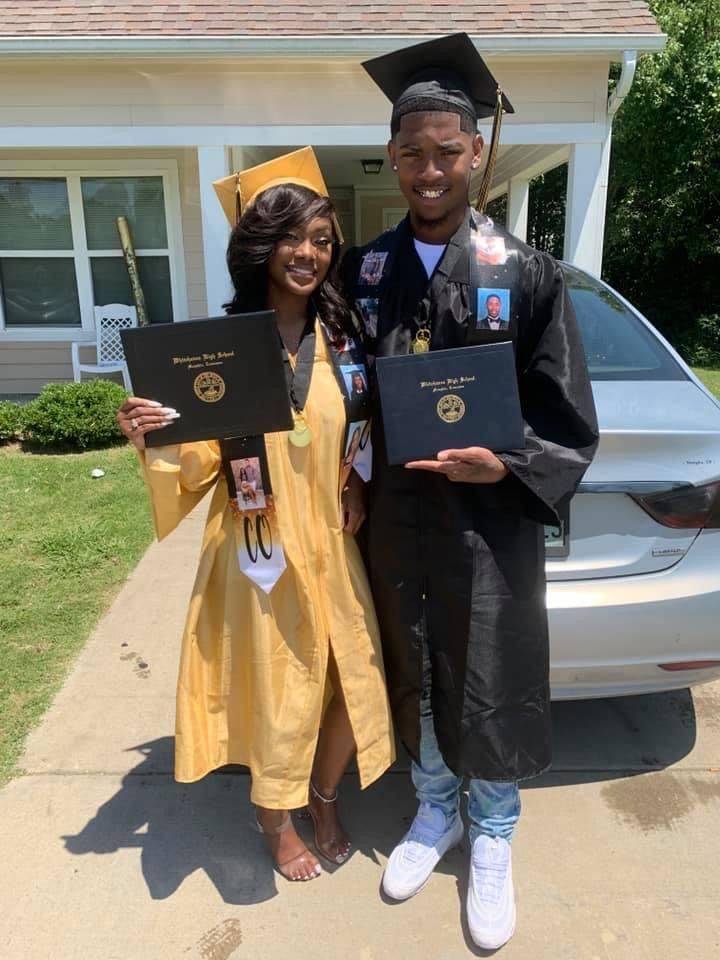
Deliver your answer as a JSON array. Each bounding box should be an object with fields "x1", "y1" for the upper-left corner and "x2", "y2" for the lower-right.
[{"x1": 212, "y1": 146, "x2": 343, "y2": 242}]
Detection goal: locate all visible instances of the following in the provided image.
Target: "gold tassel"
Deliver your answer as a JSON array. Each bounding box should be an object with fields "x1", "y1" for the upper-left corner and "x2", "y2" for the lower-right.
[
  {"x1": 475, "y1": 87, "x2": 505, "y2": 214},
  {"x1": 235, "y1": 175, "x2": 242, "y2": 226}
]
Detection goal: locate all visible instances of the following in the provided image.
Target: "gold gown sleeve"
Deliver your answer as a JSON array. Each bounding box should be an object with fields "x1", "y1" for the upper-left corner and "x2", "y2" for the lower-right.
[{"x1": 139, "y1": 441, "x2": 221, "y2": 541}]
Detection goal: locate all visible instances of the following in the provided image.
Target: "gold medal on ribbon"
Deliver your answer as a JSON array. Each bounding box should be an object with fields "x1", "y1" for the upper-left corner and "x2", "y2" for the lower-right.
[
  {"x1": 412, "y1": 327, "x2": 431, "y2": 354},
  {"x1": 288, "y1": 412, "x2": 313, "y2": 447}
]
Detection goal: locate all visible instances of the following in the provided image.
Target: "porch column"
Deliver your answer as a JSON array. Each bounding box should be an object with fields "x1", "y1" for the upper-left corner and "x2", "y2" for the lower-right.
[
  {"x1": 197, "y1": 146, "x2": 232, "y2": 316},
  {"x1": 562, "y1": 128, "x2": 611, "y2": 275},
  {"x1": 507, "y1": 176, "x2": 530, "y2": 242}
]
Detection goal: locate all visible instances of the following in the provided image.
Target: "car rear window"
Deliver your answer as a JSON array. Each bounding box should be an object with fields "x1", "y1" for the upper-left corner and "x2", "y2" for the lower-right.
[{"x1": 562, "y1": 265, "x2": 687, "y2": 382}]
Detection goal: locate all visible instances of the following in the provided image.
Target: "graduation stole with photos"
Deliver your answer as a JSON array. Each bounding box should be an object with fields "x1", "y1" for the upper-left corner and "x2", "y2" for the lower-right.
[
  {"x1": 350, "y1": 211, "x2": 519, "y2": 355},
  {"x1": 221, "y1": 319, "x2": 372, "y2": 594},
  {"x1": 325, "y1": 320, "x2": 373, "y2": 489},
  {"x1": 466, "y1": 213, "x2": 518, "y2": 346},
  {"x1": 222, "y1": 435, "x2": 286, "y2": 594}
]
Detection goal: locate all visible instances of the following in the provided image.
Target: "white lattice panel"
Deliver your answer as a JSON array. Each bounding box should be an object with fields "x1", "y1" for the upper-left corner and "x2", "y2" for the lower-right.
[{"x1": 95, "y1": 307, "x2": 137, "y2": 365}]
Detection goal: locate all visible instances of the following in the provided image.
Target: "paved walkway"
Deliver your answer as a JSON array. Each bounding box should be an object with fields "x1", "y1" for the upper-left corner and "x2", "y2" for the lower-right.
[{"x1": 2, "y1": 503, "x2": 720, "y2": 958}]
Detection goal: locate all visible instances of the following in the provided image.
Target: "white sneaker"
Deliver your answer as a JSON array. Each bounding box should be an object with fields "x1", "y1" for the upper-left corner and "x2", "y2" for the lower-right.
[
  {"x1": 467, "y1": 835, "x2": 516, "y2": 950},
  {"x1": 382, "y1": 802, "x2": 464, "y2": 901}
]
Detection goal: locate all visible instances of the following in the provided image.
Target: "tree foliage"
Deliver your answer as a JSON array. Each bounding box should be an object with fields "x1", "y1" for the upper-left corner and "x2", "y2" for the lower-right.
[
  {"x1": 603, "y1": 0, "x2": 720, "y2": 361},
  {"x1": 527, "y1": 165, "x2": 567, "y2": 259},
  {"x1": 486, "y1": 164, "x2": 568, "y2": 260}
]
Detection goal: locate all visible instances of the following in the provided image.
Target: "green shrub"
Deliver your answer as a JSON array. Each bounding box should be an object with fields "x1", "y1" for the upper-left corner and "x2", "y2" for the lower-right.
[
  {"x1": 0, "y1": 401, "x2": 23, "y2": 442},
  {"x1": 678, "y1": 315, "x2": 720, "y2": 368},
  {"x1": 21, "y1": 380, "x2": 128, "y2": 450}
]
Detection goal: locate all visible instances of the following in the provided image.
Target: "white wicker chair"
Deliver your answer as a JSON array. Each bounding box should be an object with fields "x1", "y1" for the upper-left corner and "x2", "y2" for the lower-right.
[{"x1": 71, "y1": 304, "x2": 138, "y2": 391}]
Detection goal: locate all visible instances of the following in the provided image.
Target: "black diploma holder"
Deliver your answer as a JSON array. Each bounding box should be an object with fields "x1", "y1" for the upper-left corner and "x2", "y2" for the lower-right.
[
  {"x1": 375, "y1": 341, "x2": 525, "y2": 465},
  {"x1": 120, "y1": 311, "x2": 293, "y2": 447}
]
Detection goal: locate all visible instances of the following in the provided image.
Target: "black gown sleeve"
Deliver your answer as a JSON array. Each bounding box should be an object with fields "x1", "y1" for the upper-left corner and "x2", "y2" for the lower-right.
[
  {"x1": 496, "y1": 252, "x2": 600, "y2": 525},
  {"x1": 339, "y1": 244, "x2": 378, "y2": 350}
]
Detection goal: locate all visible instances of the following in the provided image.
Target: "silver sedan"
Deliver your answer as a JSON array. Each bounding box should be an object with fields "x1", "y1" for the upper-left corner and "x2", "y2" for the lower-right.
[{"x1": 548, "y1": 265, "x2": 720, "y2": 698}]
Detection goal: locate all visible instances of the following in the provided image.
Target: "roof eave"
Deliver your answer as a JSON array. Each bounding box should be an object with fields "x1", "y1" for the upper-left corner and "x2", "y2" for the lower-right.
[{"x1": 0, "y1": 33, "x2": 668, "y2": 59}]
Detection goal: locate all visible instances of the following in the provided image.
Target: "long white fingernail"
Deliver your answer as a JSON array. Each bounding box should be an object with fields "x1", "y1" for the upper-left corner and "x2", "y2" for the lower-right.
[
  {"x1": 165, "y1": 412, "x2": 181, "y2": 420},
  {"x1": 160, "y1": 407, "x2": 177, "y2": 415},
  {"x1": 147, "y1": 400, "x2": 163, "y2": 407}
]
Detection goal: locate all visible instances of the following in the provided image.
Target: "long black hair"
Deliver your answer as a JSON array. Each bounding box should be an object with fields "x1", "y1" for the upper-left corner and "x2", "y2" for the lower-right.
[{"x1": 224, "y1": 183, "x2": 352, "y2": 343}]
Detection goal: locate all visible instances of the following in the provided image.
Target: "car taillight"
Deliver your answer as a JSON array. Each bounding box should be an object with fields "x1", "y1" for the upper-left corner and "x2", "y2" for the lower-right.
[{"x1": 631, "y1": 480, "x2": 720, "y2": 529}]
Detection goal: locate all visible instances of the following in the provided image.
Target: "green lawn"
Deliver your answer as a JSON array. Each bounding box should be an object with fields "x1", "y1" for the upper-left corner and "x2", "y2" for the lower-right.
[
  {"x1": 0, "y1": 444, "x2": 153, "y2": 784},
  {"x1": 694, "y1": 367, "x2": 720, "y2": 399}
]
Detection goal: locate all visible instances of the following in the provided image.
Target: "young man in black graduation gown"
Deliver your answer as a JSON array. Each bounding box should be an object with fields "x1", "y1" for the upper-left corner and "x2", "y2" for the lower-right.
[{"x1": 341, "y1": 34, "x2": 599, "y2": 950}]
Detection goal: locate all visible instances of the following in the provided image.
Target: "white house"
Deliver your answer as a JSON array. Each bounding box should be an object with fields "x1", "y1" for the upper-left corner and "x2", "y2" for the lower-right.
[{"x1": 0, "y1": 1, "x2": 665, "y2": 394}]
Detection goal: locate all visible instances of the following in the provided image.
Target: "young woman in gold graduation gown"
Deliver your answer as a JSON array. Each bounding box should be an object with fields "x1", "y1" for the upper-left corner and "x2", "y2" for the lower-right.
[{"x1": 116, "y1": 156, "x2": 394, "y2": 882}]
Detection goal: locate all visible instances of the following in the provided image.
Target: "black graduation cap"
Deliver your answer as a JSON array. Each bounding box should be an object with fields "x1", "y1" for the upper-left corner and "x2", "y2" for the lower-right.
[
  {"x1": 362, "y1": 33, "x2": 514, "y2": 211},
  {"x1": 362, "y1": 33, "x2": 513, "y2": 125}
]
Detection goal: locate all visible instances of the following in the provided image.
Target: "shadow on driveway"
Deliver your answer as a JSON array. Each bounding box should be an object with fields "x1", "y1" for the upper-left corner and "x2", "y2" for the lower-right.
[
  {"x1": 61, "y1": 688, "x2": 697, "y2": 907},
  {"x1": 538, "y1": 686, "x2": 697, "y2": 784},
  {"x1": 62, "y1": 739, "x2": 277, "y2": 905}
]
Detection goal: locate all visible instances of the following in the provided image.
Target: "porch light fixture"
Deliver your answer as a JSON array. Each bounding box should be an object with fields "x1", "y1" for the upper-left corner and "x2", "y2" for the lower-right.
[{"x1": 361, "y1": 158, "x2": 384, "y2": 175}]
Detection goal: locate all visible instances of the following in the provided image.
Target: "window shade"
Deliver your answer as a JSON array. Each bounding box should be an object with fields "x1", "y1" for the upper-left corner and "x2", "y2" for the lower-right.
[
  {"x1": 0, "y1": 179, "x2": 73, "y2": 250},
  {"x1": 82, "y1": 177, "x2": 168, "y2": 251}
]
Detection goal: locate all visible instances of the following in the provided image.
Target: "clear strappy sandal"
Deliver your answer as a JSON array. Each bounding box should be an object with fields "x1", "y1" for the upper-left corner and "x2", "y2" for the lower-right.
[
  {"x1": 307, "y1": 782, "x2": 352, "y2": 866},
  {"x1": 253, "y1": 811, "x2": 322, "y2": 881}
]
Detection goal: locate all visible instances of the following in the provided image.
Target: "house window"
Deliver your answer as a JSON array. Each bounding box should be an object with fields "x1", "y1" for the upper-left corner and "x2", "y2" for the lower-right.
[
  {"x1": 0, "y1": 178, "x2": 80, "y2": 327},
  {"x1": 0, "y1": 172, "x2": 176, "y2": 333},
  {"x1": 81, "y1": 176, "x2": 173, "y2": 326}
]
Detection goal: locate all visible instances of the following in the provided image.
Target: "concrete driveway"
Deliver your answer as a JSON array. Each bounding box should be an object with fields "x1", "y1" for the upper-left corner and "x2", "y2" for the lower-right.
[{"x1": 1, "y1": 506, "x2": 719, "y2": 959}]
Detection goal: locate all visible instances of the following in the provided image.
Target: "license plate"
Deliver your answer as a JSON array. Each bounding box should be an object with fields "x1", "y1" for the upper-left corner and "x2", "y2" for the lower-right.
[{"x1": 544, "y1": 501, "x2": 570, "y2": 558}]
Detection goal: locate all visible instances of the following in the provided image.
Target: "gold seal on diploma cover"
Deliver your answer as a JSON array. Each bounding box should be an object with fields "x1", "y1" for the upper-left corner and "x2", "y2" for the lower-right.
[
  {"x1": 194, "y1": 371, "x2": 226, "y2": 403},
  {"x1": 437, "y1": 394, "x2": 466, "y2": 424}
]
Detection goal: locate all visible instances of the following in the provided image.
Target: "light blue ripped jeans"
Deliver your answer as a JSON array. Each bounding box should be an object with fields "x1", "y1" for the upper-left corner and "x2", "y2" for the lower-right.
[{"x1": 412, "y1": 692, "x2": 521, "y2": 845}]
